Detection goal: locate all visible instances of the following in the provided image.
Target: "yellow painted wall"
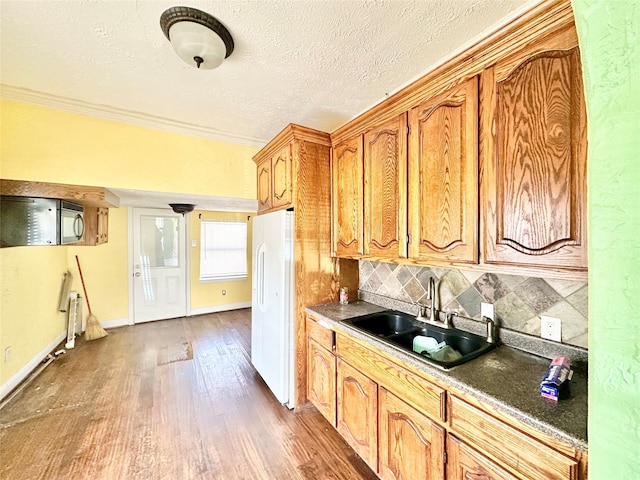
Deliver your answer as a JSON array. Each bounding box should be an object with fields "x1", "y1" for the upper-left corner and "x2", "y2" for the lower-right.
[
  {"x1": 67, "y1": 207, "x2": 130, "y2": 321},
  {"x1": 0, "y1": 100, "x2": 258, "y2": 387},
  {"x1": 0, "y1": 246, "x2": 69, "y2": 384},
  {"x1": 189, "y1": 211, "x2": 255, "y2": 310},
  {"x1": 1, "y1": 101, "x2": 257, "y2": 198}
]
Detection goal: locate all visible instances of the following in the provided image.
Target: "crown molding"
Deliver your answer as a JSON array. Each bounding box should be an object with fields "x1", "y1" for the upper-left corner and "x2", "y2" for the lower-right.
[{"x1": 0, "y1": 84, "x2": 266, "y2": 148}]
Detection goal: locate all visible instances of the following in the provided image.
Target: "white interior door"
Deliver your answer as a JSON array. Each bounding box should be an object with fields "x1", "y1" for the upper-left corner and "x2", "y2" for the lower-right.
[{"x1": 132, "y1": 208, "x2": 187, "y2": 323}]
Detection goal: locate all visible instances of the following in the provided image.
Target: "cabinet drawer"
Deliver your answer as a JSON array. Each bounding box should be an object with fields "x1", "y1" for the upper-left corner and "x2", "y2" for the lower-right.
[
  {"x1": 447, "y1": 433, "x2": 520, "y2": 480},
  {"x1": 448, "y1": 395, "x2": 578, "y2": 480},
  {"x1": 336, "y1": 334, "x2": 445, "y2": 422},
  {"x1": 306, "y1": 316, "x2": 335, "y2": 351}
]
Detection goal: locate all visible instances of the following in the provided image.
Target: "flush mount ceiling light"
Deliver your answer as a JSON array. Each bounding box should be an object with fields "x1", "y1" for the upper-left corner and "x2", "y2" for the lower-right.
[
  {"x1": 160, "y1": 6, "x2": 234, "y2": 70},
  {"x1": 169, "y1": 203, "x2": 196, "y2": 215}
]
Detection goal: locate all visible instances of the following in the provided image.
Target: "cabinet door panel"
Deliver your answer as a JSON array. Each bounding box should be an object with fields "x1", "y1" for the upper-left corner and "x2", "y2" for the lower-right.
[
  {"x1": 379, "y1": 388, "x2": 445, "y2": 480},
  {"x1": 96, "y1": 208, "x2": 108, "y2": 244},
  {"x1": 337, "y1": 359, "x2": 377, "y2": 471},
  {"x1": 257, "y1": 160, "x2": 273, "y2": 212},
  {"x1": 482, "y1": 45, "x2": 587, "y2": 270},
  {"x1": 307, "y1": 338, "x2": 336, "y2": 427},
  {"x1": 447, "y1": 434, "x2": 520, "y2": 480},
  {"x1": 449, "y1": 396, "x2": 578, "y2": 480},
  {"x1": 82, "y1": 206, "x2": 109, "y2": 245},
  {"x1": 408, "y1": 76, "x2": 478, "y2": 264},
  {"x1": 364, "y1": 114, "x2": 408, "y2": 258},
  {"x1": 332, "y1": 136, "x2": 364, "y2": 256},
  {"x1": 272, "y1": 144, "x2": 292, "y2": 209}
]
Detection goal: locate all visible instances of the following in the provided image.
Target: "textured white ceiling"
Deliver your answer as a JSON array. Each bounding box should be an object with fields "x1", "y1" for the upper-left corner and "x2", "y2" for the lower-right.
[
  {"x1": 1, "y1": 0, "x2": 538, "y2": 210},
  {"x1": 1, "y1": 0, "x2": 537, "y2": 148}
]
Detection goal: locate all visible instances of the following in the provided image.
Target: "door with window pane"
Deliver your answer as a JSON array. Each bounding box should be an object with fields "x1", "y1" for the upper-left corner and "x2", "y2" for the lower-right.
[{"x1": 132, "y1": 208, "x2": 186, "y2": 323}]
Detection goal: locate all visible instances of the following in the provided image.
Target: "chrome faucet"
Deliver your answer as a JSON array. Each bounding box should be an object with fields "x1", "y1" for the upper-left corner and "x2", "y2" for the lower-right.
[
  {"x1": 415, "y1": 277, "x2": 450, "y2": 328},
  {"x1": 415, "y1": 303, "x2": 428, "y2": 321},
  {"x1": 482, "y1": 316, "x2": 496, "y2": 343},
  {"x1": 427, "y1": 277, "x2": 439, "y2": 323}
]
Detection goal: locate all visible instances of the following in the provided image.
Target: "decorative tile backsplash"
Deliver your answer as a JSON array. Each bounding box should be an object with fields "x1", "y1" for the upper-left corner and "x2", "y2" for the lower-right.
[{"x1": 359, "y1": 261, "x2": 588, "y2": 348}]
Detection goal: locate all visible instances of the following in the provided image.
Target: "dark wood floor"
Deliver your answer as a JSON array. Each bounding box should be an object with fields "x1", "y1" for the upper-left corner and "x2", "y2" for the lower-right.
[{"x1": 0, "y1": 309, "x2": 378, "y2": 480}]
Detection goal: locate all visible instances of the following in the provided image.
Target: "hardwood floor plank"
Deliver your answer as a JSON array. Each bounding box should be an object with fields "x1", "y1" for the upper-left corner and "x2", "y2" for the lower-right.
[{"x1": 0, "y1": 309, "x2": 378, "y2": 480}]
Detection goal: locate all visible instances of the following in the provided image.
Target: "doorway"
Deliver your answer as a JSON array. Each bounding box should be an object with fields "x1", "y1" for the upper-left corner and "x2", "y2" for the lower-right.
[{"x1": 129, "y1": 207, "x2": 188, "y2": 323}]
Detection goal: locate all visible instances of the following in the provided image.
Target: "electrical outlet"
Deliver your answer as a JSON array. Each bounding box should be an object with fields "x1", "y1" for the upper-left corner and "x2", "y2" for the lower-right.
[
  {"x1": 4, "y1": 346, "x2": 12, "y2": 363},
  {"x1": 481, "y1": 302, "x2": 494, "y2": 321},
  {"x1": 541, "y1": 315, "x2": 562, "y2": 342}
]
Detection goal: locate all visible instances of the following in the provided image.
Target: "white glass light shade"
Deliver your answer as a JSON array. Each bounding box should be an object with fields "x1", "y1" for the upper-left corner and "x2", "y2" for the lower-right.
[{"x1": 169, "y1": 21, "x2": 227, "y2": 69}]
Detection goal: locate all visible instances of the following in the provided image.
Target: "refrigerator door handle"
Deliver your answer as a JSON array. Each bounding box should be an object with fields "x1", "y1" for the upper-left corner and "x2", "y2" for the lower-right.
[{"x1": 257, "y1": 242, "x2": 267, "y2": 313}]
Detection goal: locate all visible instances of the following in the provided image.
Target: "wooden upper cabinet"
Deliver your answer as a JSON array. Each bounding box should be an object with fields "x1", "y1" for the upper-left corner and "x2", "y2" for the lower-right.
[
  {"x1": 378, "y1": 387, "x2": 445, "y2": 480},
  {"x1": 481, "y1": 31, "x2": 587, "y2": 272},
  {"x1": 256, "y1": 159, "x2": 273, "y2": 213},
  {"x1": 332, "y1": 135, "x2": 364, "y2": 257},
  {"x1": 83, "y1": 206, "x2": 109, "y2": 246},
  {"x1": 408, "y1": 76, "x2": 479, "y2": 265},
  {"x1": 363, "y1": 114, "x2": 408, "y2": 259},
  {"x1": 255, "y1": 144, "x2": 292, "y2": 214},
  {"x1": 254, "y1": 125, "x2": 330, "y2": 215},
  {"x1": 271, "y1": 144, "x2": 292, "y2": 209}
]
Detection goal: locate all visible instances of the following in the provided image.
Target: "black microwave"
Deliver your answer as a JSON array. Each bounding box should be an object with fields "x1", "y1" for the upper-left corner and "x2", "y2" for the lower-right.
[{"x1": 0, "y1": 196, "x2": 84, "y2": 247}]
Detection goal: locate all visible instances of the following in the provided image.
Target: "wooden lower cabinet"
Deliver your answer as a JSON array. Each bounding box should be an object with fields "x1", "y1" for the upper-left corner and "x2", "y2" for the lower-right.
[
  {"x1": 448, "y1": 395, "x2": 579, "y2": 480},
  {"x1": 307, "y1": 338, "x2": 336, "y2": 427},
  {"x1": 337, "y1": 358, "x2": 378, "y2": 471},
  {"x1": 447, "y1": 434, "x2": 519, "y2": 480},
  {"x1": 306, "y1": 328, "x2": 587, "y2": 480},
  {"x1": 378, "y1": 387, "x2": 445, "y2": 480}
]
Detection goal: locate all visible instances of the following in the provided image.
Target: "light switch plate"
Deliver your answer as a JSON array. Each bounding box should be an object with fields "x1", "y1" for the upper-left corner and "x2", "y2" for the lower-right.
[
  {"x1": 541, "y1": 315, "x2": 562, "y2": 342},
  {"x1": 481, "y1": 302, "x2": 494, "y2": 321}
]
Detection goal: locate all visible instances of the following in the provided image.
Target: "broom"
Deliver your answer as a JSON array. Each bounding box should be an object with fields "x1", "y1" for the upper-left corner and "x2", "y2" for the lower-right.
[{"x1": 75, "y1": 255, "x2": 108, "y2": 341}]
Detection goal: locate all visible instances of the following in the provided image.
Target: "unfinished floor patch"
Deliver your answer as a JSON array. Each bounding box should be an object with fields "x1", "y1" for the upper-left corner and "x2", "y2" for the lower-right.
[{"x1": 157, "y1": 341, "x2": 193, "y2": 365}]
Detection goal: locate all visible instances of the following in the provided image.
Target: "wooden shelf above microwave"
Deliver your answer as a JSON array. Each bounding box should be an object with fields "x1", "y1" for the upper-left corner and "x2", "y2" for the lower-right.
[{"x1": 0, "y1": 179, "x2": 120, "y2": 208}]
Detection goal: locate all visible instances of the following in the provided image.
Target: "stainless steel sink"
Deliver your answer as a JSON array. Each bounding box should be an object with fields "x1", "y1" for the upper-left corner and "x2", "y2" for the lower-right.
[{"x1": 341, "y1": 310, "x2": 497, "y2": 370}]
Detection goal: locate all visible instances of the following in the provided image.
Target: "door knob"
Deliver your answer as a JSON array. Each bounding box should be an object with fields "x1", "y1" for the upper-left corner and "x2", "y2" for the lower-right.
[{"x1": 134, "y1": 272, "x2": 141, "y2": 277}]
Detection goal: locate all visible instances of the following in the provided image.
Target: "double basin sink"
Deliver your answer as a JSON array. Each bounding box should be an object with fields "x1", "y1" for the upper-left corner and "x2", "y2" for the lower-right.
[{"x1": 341, "y1": 310, "x2": 497, "y2": 370}]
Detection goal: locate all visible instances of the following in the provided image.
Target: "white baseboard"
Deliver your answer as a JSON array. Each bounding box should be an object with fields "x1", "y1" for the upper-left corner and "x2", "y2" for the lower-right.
[
  {"x1": 100, "y1": 317, "x2": 131, "y2": 329},
  {"x1": 189, "y1": 301, "x2": 251, "y2": 316},
  {"x1": 98, "y1": 304, "x2": 251, "y2": 328},
  {"x1": 0, "y1": 330, "x2": 67, "y2": 402}
]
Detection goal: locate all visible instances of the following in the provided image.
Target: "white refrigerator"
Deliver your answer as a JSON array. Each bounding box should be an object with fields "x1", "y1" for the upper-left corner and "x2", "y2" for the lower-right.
[{"x1": 251, "y1": 210, "x2": 295, "y2": 408}]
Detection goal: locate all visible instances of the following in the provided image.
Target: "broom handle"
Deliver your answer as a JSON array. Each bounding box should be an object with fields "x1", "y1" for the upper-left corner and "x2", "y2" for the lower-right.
[{"x1": 75, "y1": 255, "x2": 93, "y2": 315}]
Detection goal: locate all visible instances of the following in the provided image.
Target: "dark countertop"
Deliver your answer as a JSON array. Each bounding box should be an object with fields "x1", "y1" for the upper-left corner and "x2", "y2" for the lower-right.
[{"x1": 306, "y1": 301, "x2": 588, "y2": 453}]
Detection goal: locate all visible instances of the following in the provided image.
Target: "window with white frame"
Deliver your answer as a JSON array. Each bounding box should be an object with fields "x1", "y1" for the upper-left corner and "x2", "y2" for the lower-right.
[{"x1": 200, "y1": 220, "x2": 247, "y2": 281}]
